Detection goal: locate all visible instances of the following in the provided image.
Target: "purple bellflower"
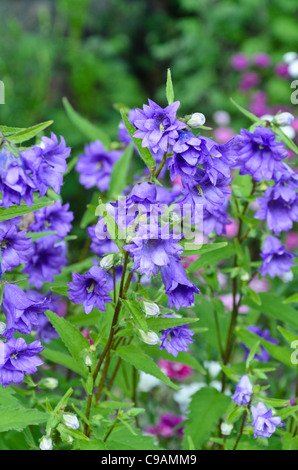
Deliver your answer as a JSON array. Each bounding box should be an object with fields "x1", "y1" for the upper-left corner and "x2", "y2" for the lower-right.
[
  {"x1": 67, "y1": 266, "x2": 112, "y2": 314},
  {"x1": 0, "y1": 337, "x2": 44, "y2": 387},
  {"x1": 159, "y1": 315, "x2": 195, "y2": 357},
  {"x1": 234, "y1": 126, "x2": 288, "y2": 182},
  {"x1": 231, "y1": 375, "x2": 253, "y2": 406},
  {"x1": 259, "y1": 236, "x2": 297, "y2": 278},
  {"x1": 250, "y1": 402, "x2": 284, "y2": 439},
  {"x1": 76, "y1": 140, "x2": 121, "y2": 192}
]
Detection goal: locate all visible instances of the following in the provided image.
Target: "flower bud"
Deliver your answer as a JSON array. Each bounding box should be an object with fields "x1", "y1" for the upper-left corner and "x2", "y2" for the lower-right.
[
  {"x1": 0, "y1": 322, "x2": 6, "y2": 335},
  {"x1": 62, "y1": 413, "x2": 80, "y2": 430},
  {"x1": 100, "y1": 254, "x2": 114, "y2": 271},
  {"x1": 274, "y1": 112, "x2": 295, "y2": 127},
  {"x1": 139, "y1": 329, "x2": 159, "y2": 345},
  {"x1": 40, "y1": 436, "x2": 53, "y2": 451},
  {"x1": 220, "y1": 422, "x2": 233, "y2": 436},
  {"x1": 142, "y1": 301, "x2": 160, "y2": 317},
  {"x1": 186, "y1": 112, "x2": 206, "y2": 128},
  {"x1": 39, "y1": 377, "x2": 58, "y2": 390}
]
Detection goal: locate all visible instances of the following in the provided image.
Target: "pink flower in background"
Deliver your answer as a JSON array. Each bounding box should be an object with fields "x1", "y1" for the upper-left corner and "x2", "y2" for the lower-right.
[
  {"x1": 286, "y1": 231, "x2": 298, "y2": 251},
  {"x1": 225, "y1": 218, "x2": 239, "y2": 238},
  {"x1": 219, "y1": 294, "x2": 249, "y2": 314},
  {"x1": 231, "y1": 53, "x2": 249, "y2": 70},
  {"x1": 158, "y1": 359, "x2": 193, "y2": 381},
  {"x1": 254, "y1": 53, "x2": 271, "y2": 68},
  {"x1": 275, "y1": 62, "x2": 290, "y2": 78},
  {"x1": 292, "y1": 118, "x2": 298, "y2": 132},
  {"x1": 213, "y1": 127, "x2": 235, "y2": 144},
  {"x1": 240, "y1": 72, "x2": 260, "y2": 92},
  {"x1": 250, "y1": 91, "x2": 270, "y2": 117},
  {"x1": 146, "y1": 414, "x2": 184, "y2": 438},
  {"x1": 249, "y1": 275, "x2": 270, "y2": 293},
  {"x1": 181, "y1": 255, "x2": 198, "y2": 269}
]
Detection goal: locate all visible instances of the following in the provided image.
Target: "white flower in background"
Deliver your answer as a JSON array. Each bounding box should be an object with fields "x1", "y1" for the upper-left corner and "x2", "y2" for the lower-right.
[
  {"x1": 213, "y1": 110, "x2": 230, "y2": 126},
  {"x1": 39, "y1": 436, "x2": 53, "y2": 450},
  {"x1": 281, "y1": 125, "x2": 295, "y2": 140},
  {"x1": 187, "y1": 112, "x2": 206, "y2": 128},
  {"x1": 138, "y1": 372, "x2": 161, "y2": 392},
  {"x1": 203, "y1": 361, "x2": 221, "y2": 379},
  {"x1": 62, "y1": 413, "x2": 80, "y2": 430},
  {"x1": 288, "y1": 59, "x2": 298, "y2": 78},
  {"x1": 139, "y1": 329, "x2": 159, "y2": 345},
  {"x1": 261, "y1": 114, "x2": 273, "y2": 122},
  {"x1": 221, "y1": 422, "x2": 233, "y2": 436},
  {"x1": 142, "y1": 301, "x2": 160, "y2": 317},
  {"x1": 281, "y1": 270, "x2": 294, "y2": 283},
  {"x1": 283, "y1": 52, "x2": 297, "y2": 64},
  {"x1": 174, "y1": 382, "x2": 206, "y2": 413},
  {"x1": 210, "y1": 380, "x2": 231, "y2": 396}
]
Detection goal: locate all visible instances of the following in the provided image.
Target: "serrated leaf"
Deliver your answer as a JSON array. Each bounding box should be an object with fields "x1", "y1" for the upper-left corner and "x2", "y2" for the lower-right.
[
  {"x1": 63, "y1": 97, "x2": 110, "y2": 150},
  {"x1": 0, "y1": 200, "x2": 54, "y2": 222},
  {"x1": 116, "y1": 344, "x2": 180, "y2": 390},
  {"x1": 182, "y1": 388, "x2": 230, "y2": 449},
  {"x1": 0, "y1": 406, "x2": 47, "y2": 432},
  {"x1": 272, "y1": 124, "x2": 298, "y2": 154},
  {"x1": 182, "y1": 241, "x2": 228, "y2": 256},
  {"x1": 141, "y1": 344, "x2": 206, "y2": 374},
  {"x1": 187, "y1": 244, "x2": 235, "y2": 273},
  {"x1": 45, "y1": 311, "x2": 90, "y2": 376},
  {"x1": 42, "y1": 347, "x2": 87, "y2": 377},
  {"x1": 7, "y1": 121, "x2": 53, "y2": 144},
  {"x1": 147, "y1": 316, "x2": 198, "y2": 331}
]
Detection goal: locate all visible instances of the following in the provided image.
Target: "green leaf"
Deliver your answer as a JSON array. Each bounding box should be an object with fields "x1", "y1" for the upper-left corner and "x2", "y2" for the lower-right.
[
  {"x1": 246, "y1": 287, "x2": 262, "y2": 306},
  {"x1": 242, "y1": 292, "x2": 298, "y2": 329},
  {"x1": 0, "y1": 200, "x2": 54, "y2": 222},
  {"x1": 0, "y1": 406, "x2": 47, "y2": 432},
  {"x1": 182, "y1": 388, "x2": 230, "y2": 449},
  {"x1": 187, "y1": 244, "x2": 235, "y2": 273},
  {"x1": 0, "y1": 125, "x2": 25, "y2": 136},
  {"x1": 79, "y1": 438, "x2": 106, "y2": 450},
  {"x1": 63, "y1": 97, "x2": 110, "y2": 150},
  {"x1": 277, "y1": 326, "x2": 298, "y2": 345},
  {"x1": 283, "y1": 294, "x2": 298, "y2": 304},
  {"x1": 108, "y1": 143, "x2": 133, "y2": 200},
  {"x1": 147, "y1": 316, "x2": 198, "y2": 331},
  {"x1": 26, "y1": 231, "x2": 56, "y2": 241},
  {"x1": 166, "y1": 68, "x2": 174, "y2": 105},
  {"x1": 283, "y1": 432, "x2": 298, "y2": 451},
  {"x1": 236, "y1": 327, "x2": 295, "y2": 369},
  {"x1": 230, "y1": 98, "x2": 261, "y2": 124},
  {"x1": 42, "y1": 347, "x2": 87, "y2": 377},
  {"x1": 120, "y1": 109, "x2": 156, "y2": 170},
  {"x1": 116, "y1": 344, "x2": 180, "y2": 390},
  {"x1": 45, "y1": 311, "x2": 90, "y2": 376},
  {"x1": 182, "y1": 241, "x2": 228, "y2": 256},
  {"x1": 122, "y1": 299, "x2": 148, "y2": 333},
  {"x1": 106, "y1": 427, "x2": 159, "y2": 450},
  {"x1": 7, "y1": 121, "x2": 53, "y2": 144}
]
